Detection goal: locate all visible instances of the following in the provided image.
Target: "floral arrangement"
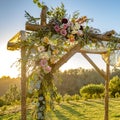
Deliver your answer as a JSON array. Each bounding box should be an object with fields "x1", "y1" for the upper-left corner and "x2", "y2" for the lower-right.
[
  {"x1": 25, "y1": 2, "x2": 89, "y2": 120},
  {"x1": 53, "y1": 16, "x2": 87, "y2": 42}
]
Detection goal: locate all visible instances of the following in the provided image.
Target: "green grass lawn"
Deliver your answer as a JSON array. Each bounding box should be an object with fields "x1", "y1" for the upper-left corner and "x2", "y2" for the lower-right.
[{"x1": 0, "y1": 98, "x2": 120, "y2": 120}]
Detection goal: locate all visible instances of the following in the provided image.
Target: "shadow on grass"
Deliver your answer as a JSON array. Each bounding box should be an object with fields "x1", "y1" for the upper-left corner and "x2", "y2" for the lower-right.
[
  {"x1": 68, "y1": 102, "x2": 82, "y2": 108},
  {"x1": 90, "y1": 100, "x2": 104, "y2": 106},
  {"x1": 60, "y1": 104, "x2": 84, "y2": 117},
  {"x1": 82, "y1": 100, "x2": 95, "y2": 107},
  {"x1": 54, "y1": 109, "x2": 69, "y2": 120},
  {"x1": 113, "y1": 114, "x2": 120, "y2": 118}
]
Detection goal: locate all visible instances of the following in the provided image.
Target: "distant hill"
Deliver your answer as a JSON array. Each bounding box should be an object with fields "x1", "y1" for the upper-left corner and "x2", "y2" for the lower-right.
[{"x1": 0, "y1": 76, "x2": 20, "y2": 96}]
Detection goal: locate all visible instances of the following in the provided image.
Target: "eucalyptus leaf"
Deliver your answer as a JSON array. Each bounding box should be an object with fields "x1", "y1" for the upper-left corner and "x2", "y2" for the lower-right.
[
  {"x1": 39, "y1": 96, "x2": 44, "y2": 101},
  {"x1": 38, "y1": 112, "x2": 42, "y2": 119}
]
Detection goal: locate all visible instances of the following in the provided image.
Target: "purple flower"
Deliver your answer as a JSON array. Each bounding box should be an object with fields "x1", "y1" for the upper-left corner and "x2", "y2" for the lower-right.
[
  {"x1": 60, "y1": 29, "x2": 67, "y2": 36},
  {"x1": 54, "y1": 25, "x2": 60, "y2": 32},
  {"x1": 62, "y1": 18, "x2": 68, "y2": 24},
  {"x1": 40, "y1": 59, "x2": 47, "y2": 67}
]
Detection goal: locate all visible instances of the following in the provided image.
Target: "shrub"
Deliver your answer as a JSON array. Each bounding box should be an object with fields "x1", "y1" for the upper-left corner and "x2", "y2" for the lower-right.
[
  {"x1": 115, "y1": 92, "x2": 120, "y2": 98},
  {"x1": 80, "y1": 84, "x2": 104, "y2": 99},
  {"x1": 71, "y1": 94, "x2": 80, "y2": 101},
  {"x1": 0, "y1": 98, "x2": 6, "y2": 107},
  {"x1": 3, "y1": 84, "x2": 20, "y2": 104},
  {"x1": 56, "y1": 94, "x2": 62, "y2": 104},
  {"x1": 109, "y1": 76, "x2": 120, "y2": 97},
  {"x1": 63, "y1": 94, "x2": 71, "y2": 102}
]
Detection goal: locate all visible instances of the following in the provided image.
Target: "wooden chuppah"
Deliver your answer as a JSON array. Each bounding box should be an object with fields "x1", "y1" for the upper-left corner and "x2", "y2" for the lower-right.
[{"x1": 7, "y1": 6, "x2": 120, "y2": 120}]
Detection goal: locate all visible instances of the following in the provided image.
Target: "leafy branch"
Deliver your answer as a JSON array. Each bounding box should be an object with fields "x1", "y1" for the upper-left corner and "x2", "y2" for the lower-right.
[{"x1": 25, "y1": 11, "x2": 40, "y2": 24}]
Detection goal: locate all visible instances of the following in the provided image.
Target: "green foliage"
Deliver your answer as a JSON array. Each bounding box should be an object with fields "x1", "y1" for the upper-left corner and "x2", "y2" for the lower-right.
[
  {"x1": 25, "y1": 11, "x2": 40, "y2": 24},
  {"x1": 3, "y1": 84, "x2": 20, "y2": 105},
  {"x1": 71, "y1": 94, "x2": 80, "y2": 101},
  {"x1": 33, "y1": 0, "x2": 44, "y2": 8},
  {"x1": 55, "y1": 94, "x2": 62, "y2": 104},
  {"x1": 54, "y1": 68, "x2": 104, "y2": 95},
  {"x1": 111, "y1": 69, "x2": 120, "y2": 78},
  {"x1": 80, "y1": 84, "x2": 104, "y2": 99},
  {"x1": 63, "y1": 94, "x2": 71, "y2": 102},
  {"x1": 1, "y1": 98, "x2": 120, "y2": 120},
  {"x1": 109, "y1": 76, "x2": 120, "y2": 97},
  {"x1": 47, "y1": 3, "x2": 66, "y2": 22},
  {"x1": 115, "y1": 92, "x2": 120, "y2": 98},
  {"x1": 0, "y1": 76, "x2": 20, "y2": 96},
  {"x1": 0, "y1": 98, "x2": 6, "y2": 107}
]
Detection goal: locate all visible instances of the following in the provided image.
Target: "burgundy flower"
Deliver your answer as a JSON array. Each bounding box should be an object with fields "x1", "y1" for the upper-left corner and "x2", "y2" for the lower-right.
[
  {"x1": 62, "y1": 18, "x2": 68, "y2": 24},
  {"x1": 80, "y1": 25, "x2": 83, "y2": 31}
]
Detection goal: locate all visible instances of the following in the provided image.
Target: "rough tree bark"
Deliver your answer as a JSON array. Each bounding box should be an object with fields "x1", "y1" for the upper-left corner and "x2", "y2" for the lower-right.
[
  {"x1": 21, "y1": 46, "x2": 27, "y2": 120},
  {"x1": 104, "y1": 56, "x2": 110, "y2": 120}
]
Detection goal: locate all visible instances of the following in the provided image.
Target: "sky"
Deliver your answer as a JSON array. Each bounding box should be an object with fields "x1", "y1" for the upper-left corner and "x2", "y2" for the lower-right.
[{"x1": 0, "y1": 0, "x2": 120, "y2": 77}]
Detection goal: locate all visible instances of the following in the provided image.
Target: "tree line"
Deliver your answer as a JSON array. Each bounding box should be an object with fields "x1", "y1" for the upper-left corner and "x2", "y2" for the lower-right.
[
  {"x1": 54, "y1": 68, "x2": 120, "y2": 95},
  {"x1": 0, "y1": 68, "x2": 120, "y2": 97}
]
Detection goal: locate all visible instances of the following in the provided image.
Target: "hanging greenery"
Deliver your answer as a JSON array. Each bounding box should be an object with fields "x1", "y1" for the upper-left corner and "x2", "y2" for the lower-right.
[{"x1": 24, "y1": 3, "x2": 91, "y2": 119}]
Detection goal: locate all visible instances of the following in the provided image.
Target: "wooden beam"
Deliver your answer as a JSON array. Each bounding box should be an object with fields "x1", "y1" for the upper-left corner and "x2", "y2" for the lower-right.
[
  {"x1": 25, "y1": 22, "x2": 120, "y2": 43},
  {"x1": 25, "y1": 22, "x2": 44, "y2": 31},
  {"x1": 104, "y1": 56, "x2": 110, "y2": 120},
  {"x1": 26, "y1": 5, "x2": 48, "y2": 31},
  {"x1": 80, "y1": 49, "x2": 107, "y2": 54},
  {"x1": 40, "y1": 5, "x2": 48, "y2": 26},
  {"x1": 52, "y1": 44, "x2": 83, "y2": 72},
  {"x1": 88, "y1": 32, "x2": 120, "y2": 43},
  {"x1": 81, "y1": 53, "x2": 106, "y2": 79}
]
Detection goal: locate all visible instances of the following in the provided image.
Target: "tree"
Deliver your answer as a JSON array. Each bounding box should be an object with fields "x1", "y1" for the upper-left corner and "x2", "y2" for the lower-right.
[
  {"x1": 3, "y1": 84, "x2": 20, "y2": 104},
  {"x1": 109, "y1": 76, "x2": 120, "y2": 97},
  {"x1": 54, "y1": 68, "x2": 104, "y2": 95}
]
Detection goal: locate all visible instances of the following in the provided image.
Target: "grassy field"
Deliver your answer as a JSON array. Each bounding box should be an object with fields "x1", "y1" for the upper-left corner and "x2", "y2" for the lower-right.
[{"x1": 0, "y1": 98, "x2": 120, "y2": 120}]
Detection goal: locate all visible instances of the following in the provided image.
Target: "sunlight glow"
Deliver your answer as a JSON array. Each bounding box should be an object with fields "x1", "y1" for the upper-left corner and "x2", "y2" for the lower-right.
[
  {"x1": 60, "y1": 53, "x2": 106, "y2": 72},
  {"x1": 0, "y1": 49, "x2": 107, "y2": 78},
  {"x1": 0, "y1": 49, "x2": 20, "y2": 78}
]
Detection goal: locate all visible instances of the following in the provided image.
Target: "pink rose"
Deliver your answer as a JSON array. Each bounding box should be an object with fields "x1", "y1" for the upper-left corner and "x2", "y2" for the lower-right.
[
  {"x1": 54, "y1": 25, "x2": 60, "y2": 32},
  {"x1": 60, "y1": 29, "x2": 67, "y2": 36},
  {"x1": 40, "y1": 59, "x2": 47, "y2": 67}
]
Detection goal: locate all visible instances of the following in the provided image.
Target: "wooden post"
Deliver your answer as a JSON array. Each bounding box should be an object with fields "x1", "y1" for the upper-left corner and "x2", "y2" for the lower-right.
[
  {"x1": 21, "y1": 46, "x2": 27, "y2": 120},
  {"x1": 81, "y1": 52, "x2": 110, "y2": 120},
  {"x1": 37, "y1": 6, "x2": 48, "y2": 120},
  {"x1": 40, "y1": 5, "x2": 48, "y2": 26},
  {"x1": 21, "y1": 31, "x2": 27, "y2": 120},
  {"x1": 104, "y1": 55, "x2": 110, "y2": 120}
]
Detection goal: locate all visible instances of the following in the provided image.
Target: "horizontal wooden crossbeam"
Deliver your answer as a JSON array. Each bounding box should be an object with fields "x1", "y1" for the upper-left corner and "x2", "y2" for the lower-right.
[
  {"x1": 25, "y1": 22, "x2": 48, "y2": 31},
  {"x1": 88, "y1": 31, "x2": 120, "y2": 43},
  {"x1": 25, "y1": 23, "x2": 120, "y2": 44}
]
